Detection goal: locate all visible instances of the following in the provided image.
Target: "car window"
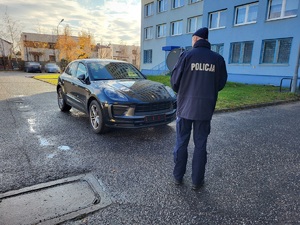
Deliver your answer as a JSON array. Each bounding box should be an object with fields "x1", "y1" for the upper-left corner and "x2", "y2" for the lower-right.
[
  {"x1": 87, "y1": 62, "x2": 144, "y2": 80},
  {"x1": 65, "y1": 62, "x2": 78, "y2": 76},
  {"x1": 76, "y1": 63, "x2": 87, "y2": 78}
]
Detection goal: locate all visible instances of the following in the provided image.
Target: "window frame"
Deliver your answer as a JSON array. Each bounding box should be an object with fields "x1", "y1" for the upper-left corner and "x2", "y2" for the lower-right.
[
  {"x1": 209, "y1": 10, "x2": 227, "y2": 30},
  {"x1": 172, "y1": 0, "x2": 184, "y2": 9},
  {"x1": 157, "y1": 0, "x2": 167, "y2": 13},
  {"x1": 189, "y1": 0, "x2": 201, "y2": 4},
  {"x1": 229, "y1": 41, "x2": 254, "y2": 64},
  {"x1": 156, "y1": 23, "x2": 167, "y2": 38},
  {"x1": 170, "y1": 20, "x2": 183, "y2": 36},
  {"x1": 143, "y1": 49, "x2": 153, "y2": 64},
  {"x1": 211, "y1": 43, "x2": 224, "y2": 56},
  {"x1": 234, "y1": 2, "x2": 258, "y2": 26},
  {"x1": 187, "y1": 16, "x2": 202, "y2": 34},
  {"x1": 261, "y1": 38, "x2": 292, "y2": 64},
  {"x1": 145, "y1": 2, "x2": 154, "y2": 17},
  {"x1": 267, "y1": 0, "x2": 299, "y2": 20},
  {"x1": 144, "y1": 27, "x2": 153, "y2": 40}
]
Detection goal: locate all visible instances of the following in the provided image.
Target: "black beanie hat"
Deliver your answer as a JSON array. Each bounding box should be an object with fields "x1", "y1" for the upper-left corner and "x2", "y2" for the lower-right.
[{"x1": 193, "y1": 27, "x2": 208, "y2": 39}]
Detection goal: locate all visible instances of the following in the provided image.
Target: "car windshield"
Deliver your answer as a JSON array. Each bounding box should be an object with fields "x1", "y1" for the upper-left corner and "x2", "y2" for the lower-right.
[{"x1": 87, "y1": 61, "x2": 145, "y2": 80}]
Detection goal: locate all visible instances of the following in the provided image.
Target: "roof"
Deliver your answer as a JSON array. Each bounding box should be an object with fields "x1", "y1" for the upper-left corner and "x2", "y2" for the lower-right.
[
  {"x1": 21, "y1": 32, "x2": 79, "y2": 43},
  {"x1": 0, "y1": 38, "x2": 12, "y2": 45}
]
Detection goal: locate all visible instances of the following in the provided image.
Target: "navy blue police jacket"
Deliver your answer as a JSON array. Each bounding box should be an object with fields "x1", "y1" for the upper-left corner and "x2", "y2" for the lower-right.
[{"x1": 171, "y1": 39, "x2": 228, "y2": 121}]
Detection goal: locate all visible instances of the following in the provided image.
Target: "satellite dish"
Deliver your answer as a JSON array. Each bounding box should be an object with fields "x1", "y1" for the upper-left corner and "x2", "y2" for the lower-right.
[{"x1": 166, "y1": 48, "x2": 184, "y2": 71}]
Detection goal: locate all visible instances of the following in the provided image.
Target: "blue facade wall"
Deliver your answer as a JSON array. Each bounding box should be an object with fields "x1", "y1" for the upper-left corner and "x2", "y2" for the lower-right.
[
  {"x1": 202, "y1": 0, "x2": 300, "y2": 87},
  {"x1": 141, "y1": 0, "x2": 300, "y2": 88}
]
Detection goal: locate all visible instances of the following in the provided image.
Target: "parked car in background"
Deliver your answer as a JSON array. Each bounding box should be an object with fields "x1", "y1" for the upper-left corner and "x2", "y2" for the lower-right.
[
  {"x1": 57, "y1": 59, "x2": 177, "y2": 134},
  {"x1": 24, "y1": 62, "x2": 42, "y2": 73},
  {"x1": 44, "y1": 63, "x2": 60, "y2": 73}
]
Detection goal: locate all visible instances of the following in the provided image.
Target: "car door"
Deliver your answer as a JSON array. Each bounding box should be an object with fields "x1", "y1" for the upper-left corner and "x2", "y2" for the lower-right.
[
  {"x1": 69, "y1": 62, "x2": 91, "y2": 113},
  {"x1": 62, "y1": 61, "x2": 79, "y2": 107}
]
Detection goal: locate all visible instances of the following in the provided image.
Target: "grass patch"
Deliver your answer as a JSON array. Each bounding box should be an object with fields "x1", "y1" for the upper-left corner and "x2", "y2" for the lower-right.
[
  {"x1": 34, "y1": 74, "x2": 60, "y2": 85},
  {"x1": 34, "y1": 74, "x2": 300, "y2": 110}
]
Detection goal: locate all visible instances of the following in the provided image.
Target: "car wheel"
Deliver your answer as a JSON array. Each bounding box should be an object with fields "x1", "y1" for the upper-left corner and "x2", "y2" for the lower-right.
[
  {"x1": 89, "y1": 100, "x2": 106, "y2": 134},
  {"x1": 57, "y1": 87, "x2": 71, "y2": 112}
]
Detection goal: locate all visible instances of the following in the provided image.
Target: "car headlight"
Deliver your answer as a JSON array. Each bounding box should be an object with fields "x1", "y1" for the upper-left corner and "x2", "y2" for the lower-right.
[
  {"x1": 104, "y1": 88, "x2": 128, "y2": 101},
  {"x1": 165, "y1": 86, "x2": 176, "y2": 98}
]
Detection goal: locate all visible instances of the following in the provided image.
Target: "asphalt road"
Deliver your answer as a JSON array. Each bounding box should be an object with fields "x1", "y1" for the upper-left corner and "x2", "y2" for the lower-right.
[{"x1": 0, "y1": 71, "x2": 299, "y2": 225}]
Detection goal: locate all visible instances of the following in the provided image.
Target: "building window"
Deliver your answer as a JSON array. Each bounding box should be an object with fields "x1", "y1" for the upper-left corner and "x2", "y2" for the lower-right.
[
  {"x1": 230, "y1": 41, "x2": 254, "y2": 64},
  {"x1": 157, "y1": 24, "x2": 167, "y2": 38},
  {"x1": 144, "y1": 50, "x2": 152, "y2": 63},
  {"x1": 267, "y1": 0, "x2": 299, "y2": 20},
  {"x1": 211, "y1": 44, "x2": 224, "y2": 56},
  {"x1": 144, "y1": 27, "x2": 153, "y2": 40},
  {"x1": 145, "y1": 2, "x2": 154, "y2": 17},
  {"x1": 49, "y1": 55, "x2": 55, "y2": 61},
  {"x1": 172, "y1": 0, "x2": 184, "y2": 9},
  {"x1": 189, "y1": 0, "x2": 200, "y2": 4},
  {"x1": 209, "y1": 10, "x2": 227, "y2": 29},
  {"x1": 171, "y1": 20, "x2": 183, "y2": 36},
  {"x1": 261, "y1": 38, "x2": 292, "y2": 64},
  {"x1": 235, "y1": 2, "x2": 258, "y2": 25},
  {"x1": 187, "y1": 16, "x2": 202, "y2": 33},
  {"x1": 49, "y1": 43, "x2": 55, "y2": 49},
  {"x1": 157, "y1": 0, "x2": 167, "y2": 13}
]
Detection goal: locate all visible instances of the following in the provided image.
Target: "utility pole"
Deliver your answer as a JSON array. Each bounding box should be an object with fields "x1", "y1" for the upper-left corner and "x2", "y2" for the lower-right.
[
  {"x1": 291, "y1": 43, "x2": 300, "y2": 93},
  {"x1": 56, "y1": 19, "x2": 64, "y2": 62}
]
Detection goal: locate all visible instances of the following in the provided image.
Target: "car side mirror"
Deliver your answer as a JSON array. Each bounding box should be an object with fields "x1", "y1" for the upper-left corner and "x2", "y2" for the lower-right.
[
  {"x1": 78, "y1": 74, "x2": 86, "y2": 81},
  {"x1": 77, "y1": 74, "x2": 90, "y2": 84}
]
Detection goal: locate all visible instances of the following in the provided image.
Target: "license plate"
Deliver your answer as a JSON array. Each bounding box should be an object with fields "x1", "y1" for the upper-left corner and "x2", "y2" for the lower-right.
[{"x1": 144, "y1": 114, "x2": 166, "y2": 123}]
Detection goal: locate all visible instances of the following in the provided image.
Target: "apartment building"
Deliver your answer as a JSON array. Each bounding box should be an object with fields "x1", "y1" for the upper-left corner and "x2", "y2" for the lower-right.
[
  {"x1": 20, "y1": 33, "x2": 59, "y2": 62},
  {"x1": 98, "y1": 44, "x2": 140, "y2": 69},
  {"x1": 20, "y1": 33, "x2": 140, "y2": 69},
  {"x1": 140, "y1": 0, "x2": 300, "y2": 87},
  {"x1": 0, "y1": 38, "x2": 13, "y2": 70}
]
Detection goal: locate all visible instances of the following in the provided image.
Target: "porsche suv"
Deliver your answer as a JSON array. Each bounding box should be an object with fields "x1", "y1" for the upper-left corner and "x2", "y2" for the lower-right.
[{"x1": 57, "y1": 59, "x2": 177, "y2": 134}]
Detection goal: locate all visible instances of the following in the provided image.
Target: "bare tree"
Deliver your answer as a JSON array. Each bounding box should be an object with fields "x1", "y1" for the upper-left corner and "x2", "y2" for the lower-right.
[{"x1": 0, "y1": 6, "x2": 21, "y2": 69}]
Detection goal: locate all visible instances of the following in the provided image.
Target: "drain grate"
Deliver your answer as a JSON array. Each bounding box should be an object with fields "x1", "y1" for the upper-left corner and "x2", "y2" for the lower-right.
[{"x1": 0, "y1": 173, "x2": 111, "y2": 225}]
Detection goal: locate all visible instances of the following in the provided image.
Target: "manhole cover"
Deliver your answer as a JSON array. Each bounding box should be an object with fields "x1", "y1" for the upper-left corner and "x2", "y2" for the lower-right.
[{"x1": 0, "y1": 173, "x2": 111, "y2": 225}]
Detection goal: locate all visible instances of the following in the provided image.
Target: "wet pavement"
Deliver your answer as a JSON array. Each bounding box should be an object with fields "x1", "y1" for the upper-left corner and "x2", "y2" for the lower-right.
[{"x1": 0, "y1": 72, "x2": 299, "y2": 225}]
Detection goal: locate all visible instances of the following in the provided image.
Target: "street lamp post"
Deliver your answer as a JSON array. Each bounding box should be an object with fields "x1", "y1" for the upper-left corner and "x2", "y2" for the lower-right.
[{"x1": 55, "y1": 19, "x2": 64, "y2": 62}]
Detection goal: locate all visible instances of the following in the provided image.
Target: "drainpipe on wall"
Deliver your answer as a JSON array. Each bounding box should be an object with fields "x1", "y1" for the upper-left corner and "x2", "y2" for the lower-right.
[{"x1": 291, "y1": 43, "x2": 300, "y2": 93}]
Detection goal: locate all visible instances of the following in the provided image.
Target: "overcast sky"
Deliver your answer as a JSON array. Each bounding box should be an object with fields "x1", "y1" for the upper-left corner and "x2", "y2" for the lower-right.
[{"x1": 0, "y1": 0, "x2": 141, "y2": 45}]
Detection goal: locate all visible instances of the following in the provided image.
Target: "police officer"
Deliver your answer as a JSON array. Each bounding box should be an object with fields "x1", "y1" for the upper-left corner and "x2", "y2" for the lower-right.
[{"x1": 171, "y1": 27, "x2": 227, "y2": 190}]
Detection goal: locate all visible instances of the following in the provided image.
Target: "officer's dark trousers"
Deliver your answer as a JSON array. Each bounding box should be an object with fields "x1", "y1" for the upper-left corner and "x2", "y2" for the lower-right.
[{"x1": 173, "y1": 117, "x2": 211, "y2": 185}]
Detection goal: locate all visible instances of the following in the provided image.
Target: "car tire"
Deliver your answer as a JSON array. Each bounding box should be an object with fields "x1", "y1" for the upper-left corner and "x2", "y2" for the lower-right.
[
  {"x1": 89, "y1": 100, "x2": 106, "y2": 134},
  {"x1": 57, "y1": 87, "x2": 72, "y2": 112}
]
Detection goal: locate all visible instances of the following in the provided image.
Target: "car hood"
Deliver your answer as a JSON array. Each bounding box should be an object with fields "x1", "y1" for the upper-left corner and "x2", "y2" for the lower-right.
[{"x1": 93, "y1": 79, "x2": 173, "y2": 102}]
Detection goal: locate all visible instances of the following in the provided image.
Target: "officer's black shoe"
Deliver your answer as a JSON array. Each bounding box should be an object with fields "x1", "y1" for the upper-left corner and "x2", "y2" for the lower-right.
[
  {"x1": 192, "y1": 180, "x2": 204, "y2": 190},
  {"x1": 174, "y1": 178, "x2": 183, "y2": 185}
]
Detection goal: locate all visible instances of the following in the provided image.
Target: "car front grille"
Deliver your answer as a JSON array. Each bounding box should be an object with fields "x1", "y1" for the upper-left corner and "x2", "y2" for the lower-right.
[
  {"x1": 135, "y1": 101, "x2": 173, "y2": 113},
  {"x1": 111, "y1": 101, "x2": 175, "y2": 117}
]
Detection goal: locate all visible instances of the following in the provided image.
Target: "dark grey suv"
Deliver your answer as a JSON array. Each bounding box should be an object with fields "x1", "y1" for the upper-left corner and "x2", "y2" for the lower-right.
[
  {"x1": 57, "y1": 59, "x2": 177, "y2": 134},
  {"x1": 24, "y1": 62, "x2": 42, "y2": 73}
]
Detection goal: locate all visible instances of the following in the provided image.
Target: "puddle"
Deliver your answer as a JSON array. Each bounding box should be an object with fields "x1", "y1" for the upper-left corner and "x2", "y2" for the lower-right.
[
  {"x1": 28, "y1": 118, "x2": 36, "y2": 133},
  {"x1": 39, "y1": 137, "x2": 50, "y2": 147},
  {"x1": 47, "y1": 153, "x2": 56, "y2": 159},
  {"x1": 58, "y1": 145, "x2": 71, "y2": 151}
]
